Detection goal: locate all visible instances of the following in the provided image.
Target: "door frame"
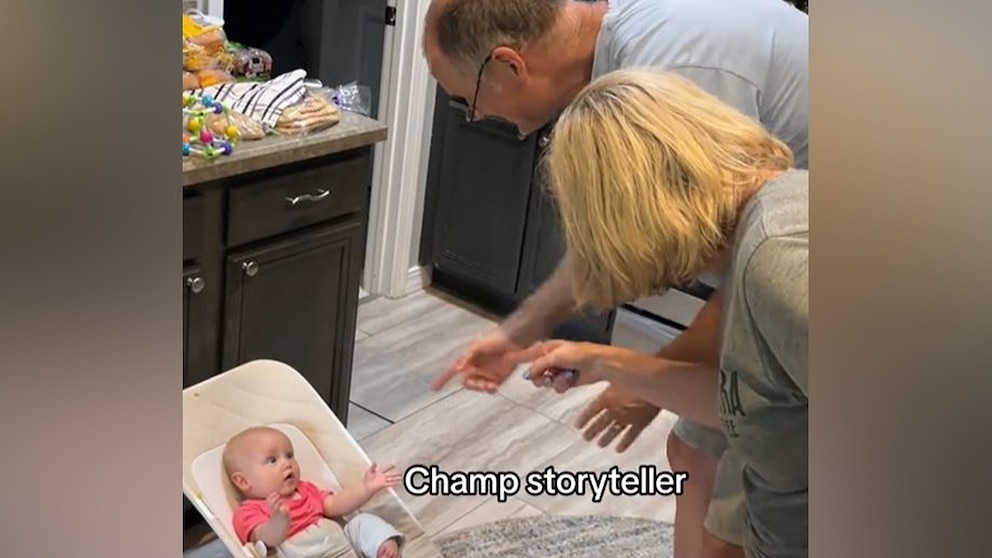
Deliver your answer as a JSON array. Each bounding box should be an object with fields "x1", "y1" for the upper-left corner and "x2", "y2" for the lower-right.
[{"x1": 362, "y1": 0, "x2": 436, "y2": 299}]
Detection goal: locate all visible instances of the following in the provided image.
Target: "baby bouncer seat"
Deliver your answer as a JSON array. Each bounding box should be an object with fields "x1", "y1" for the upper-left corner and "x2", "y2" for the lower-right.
[{"x1": 183, "y1": 359, "x2": 442, "y2": 558}]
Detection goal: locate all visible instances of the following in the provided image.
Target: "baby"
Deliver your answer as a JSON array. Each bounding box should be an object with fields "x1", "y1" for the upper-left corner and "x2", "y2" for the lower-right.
[{"x1": 222, "y1": 426, "x2": 404, "y2": 558}]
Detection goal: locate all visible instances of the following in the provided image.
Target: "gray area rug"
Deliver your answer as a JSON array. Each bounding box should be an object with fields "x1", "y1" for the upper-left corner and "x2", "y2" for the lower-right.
[{"x1": 436, "y1": 515, "x2": 674, "y2": 558}]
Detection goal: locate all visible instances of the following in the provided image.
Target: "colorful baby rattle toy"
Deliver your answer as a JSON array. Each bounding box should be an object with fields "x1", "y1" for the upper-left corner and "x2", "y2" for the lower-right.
[{"x1": 182, "y1": 92, "x2": 240, "y2": 160}]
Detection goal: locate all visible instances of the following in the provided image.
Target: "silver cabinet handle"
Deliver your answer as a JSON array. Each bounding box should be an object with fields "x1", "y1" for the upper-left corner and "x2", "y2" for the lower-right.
[
  {"x1": 242, "y1": 261, "x2": 259, "y2": 277},
  {"x1": 186, "y1": 276, "x2": 205, "y2": 294},
  {"x1": 286, "y1": 189, "x2": 330, "y2": 206}
]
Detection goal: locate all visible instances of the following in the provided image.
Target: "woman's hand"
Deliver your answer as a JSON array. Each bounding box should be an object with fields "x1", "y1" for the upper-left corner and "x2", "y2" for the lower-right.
[
  {"x1": 511, "y1": 340, "x2": 628, "y2": 393},
  {"x1": 431, "y1": 328, "x2": 525, "y2": 393},
  {"x1": 576, "y1": 386, "x2": 661, "y2": 452}
]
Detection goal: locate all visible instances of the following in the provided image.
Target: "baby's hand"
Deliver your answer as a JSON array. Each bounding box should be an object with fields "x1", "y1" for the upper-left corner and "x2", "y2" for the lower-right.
[
  {"x1": 363, "y1": 463, "x2": 402, "y2": 493},
  {"x1": 266, "y1": 493, "x2": 290, "y2": 525}
]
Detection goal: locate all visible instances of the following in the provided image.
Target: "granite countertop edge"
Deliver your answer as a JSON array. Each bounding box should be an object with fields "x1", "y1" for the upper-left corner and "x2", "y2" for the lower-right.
[{"x1": 182, "y1": 112, "x2": 388, "y2": 187}]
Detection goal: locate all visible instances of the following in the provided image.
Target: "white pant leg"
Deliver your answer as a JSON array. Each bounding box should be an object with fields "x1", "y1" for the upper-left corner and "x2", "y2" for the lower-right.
[{"x1": 342, "y1": 513, "x2": 404, "y2": 558}]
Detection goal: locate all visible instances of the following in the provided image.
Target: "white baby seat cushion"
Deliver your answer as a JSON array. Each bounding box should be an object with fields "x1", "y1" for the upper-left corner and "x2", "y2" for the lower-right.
[
  {"x1": 183, "y1": 359, "x2": 439, "y2": 558},
  {"x1": 191, "y1": 422, "x2": 346, "y2": 538}
]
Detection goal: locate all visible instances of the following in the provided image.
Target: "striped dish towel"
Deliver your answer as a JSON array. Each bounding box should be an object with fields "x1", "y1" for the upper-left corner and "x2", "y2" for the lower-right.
[{"x1": 197, "y1": 69, "x2": 309, "y2": 128}]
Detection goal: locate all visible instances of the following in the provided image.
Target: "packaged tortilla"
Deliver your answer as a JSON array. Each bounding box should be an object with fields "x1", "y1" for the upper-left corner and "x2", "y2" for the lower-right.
[
  {"x1": 275, "y1": 92, "x2": 341, "y2": 135},
  {"x1": 205, "y1": 110, "x2": 266, "y2": 141}
]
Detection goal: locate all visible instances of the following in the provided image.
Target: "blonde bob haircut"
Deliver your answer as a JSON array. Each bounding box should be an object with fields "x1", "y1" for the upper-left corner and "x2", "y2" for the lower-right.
[{"x1": 546, "y1": 69, "x2": 794, "y2": 311}]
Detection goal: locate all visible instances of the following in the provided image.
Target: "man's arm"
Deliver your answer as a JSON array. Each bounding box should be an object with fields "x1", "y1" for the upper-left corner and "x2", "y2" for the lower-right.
[{"x1": 500, "y1": 252, "x2": 580, "y2": 346}]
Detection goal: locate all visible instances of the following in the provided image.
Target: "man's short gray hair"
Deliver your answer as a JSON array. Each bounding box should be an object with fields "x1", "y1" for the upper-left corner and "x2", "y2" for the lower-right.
[{"x1": 425, "y1": 0, "x2": 565, "y2": 76}]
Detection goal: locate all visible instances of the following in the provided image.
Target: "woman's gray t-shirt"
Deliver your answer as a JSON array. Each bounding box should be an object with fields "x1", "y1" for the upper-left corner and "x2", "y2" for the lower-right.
[{"x1": 719, "y1": 168, "x2": 809, "y2": 557}]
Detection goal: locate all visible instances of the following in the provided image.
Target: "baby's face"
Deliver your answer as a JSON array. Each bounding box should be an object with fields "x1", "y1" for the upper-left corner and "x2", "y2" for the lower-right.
[{"x1": 230, "y1": 429, "x2": 301, "y2": 499}]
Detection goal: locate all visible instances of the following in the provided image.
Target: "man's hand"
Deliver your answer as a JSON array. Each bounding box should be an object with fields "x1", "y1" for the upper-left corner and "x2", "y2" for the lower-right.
[
  {"x1": 431, "y1": 328, "x2": 525, "y2": 393},
  {"x1": 576, "y1": 386, "x2": 661, "y2": 453}
]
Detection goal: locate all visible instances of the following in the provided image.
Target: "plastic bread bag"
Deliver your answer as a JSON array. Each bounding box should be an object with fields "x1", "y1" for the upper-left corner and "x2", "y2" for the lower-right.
[
  {"x1": 329, "y1": 82, "x2": 372, "y2": 116},
  {"x1": 195, "y1": 68, "x2": 236, "y2": 88},
  {"x1": 205, "y1": 109, "x2": 266, "y2": 141},
  {"x1": 182, "y1": 9, "x2": 227, "y2": 56},
  {"x1": 182, "y1": 9, "x2": 234, "y2": 72},
  {"x1": 183, "y1": 38, "x2": 236, "y2": 73},
  {"x1": 274, "y1": 84, "x2": 342, "y2": 136},
  {"x1": 274, "y1": 94, "x2": 342, "y2": 136},
  {"x1": 226, "y1": 42, "x2": 274, "y2": 81},
  {"x1": 183, "y1": 71, "x2": 199, "y2": 91}
]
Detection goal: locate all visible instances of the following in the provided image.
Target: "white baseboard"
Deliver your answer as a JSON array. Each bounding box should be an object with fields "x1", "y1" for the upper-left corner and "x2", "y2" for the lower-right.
[{"x1": 404, "y1": 265, "x2": 430, "y2": 296}]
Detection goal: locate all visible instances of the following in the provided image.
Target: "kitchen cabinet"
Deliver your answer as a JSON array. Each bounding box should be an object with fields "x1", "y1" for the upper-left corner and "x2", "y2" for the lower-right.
[
  {"x1": 420, "y1": 90, "x2": 614, "y2": 343},
  {"x1": 429, "y1": 98, "x2": 538, "y2": 299},
  {"x1": 183, "y1": 146, "x2": 375, "y2": 422},
  {"x1": 182, "y1": 117, "x2": 385, "y2": 538},
  {"x1": 221, "y1": 218, "x2": 365, "y2": 421}
]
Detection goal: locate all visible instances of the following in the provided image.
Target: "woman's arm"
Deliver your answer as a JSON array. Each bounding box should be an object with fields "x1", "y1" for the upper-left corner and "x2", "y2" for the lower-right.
[
  {"x1": 592, "y1": 351, "x2": 723, "y2": 430},
  {"x1": 515, "y1": 341, "x2": 724, "y2": 430},
  {"x1": 654, "y1": 289, "x2": 723, "y2": 365}
]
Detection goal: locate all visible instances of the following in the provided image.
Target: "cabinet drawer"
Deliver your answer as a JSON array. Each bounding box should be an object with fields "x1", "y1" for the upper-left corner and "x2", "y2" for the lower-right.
[
  {"x1": 183, "y1": 195, "x2": 204, "y2": 261},
  {"x1": 227, "y1": 153, "x2": 370, "y2": 247}
]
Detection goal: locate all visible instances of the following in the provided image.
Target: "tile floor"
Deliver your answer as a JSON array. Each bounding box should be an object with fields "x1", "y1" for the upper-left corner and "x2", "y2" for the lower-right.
[
  {"x1": 348, "y1": 288, "x2": 681, "y2": 536},
  {"x1": 185, "y1": 287, "x2": 681, "y2": 555}
]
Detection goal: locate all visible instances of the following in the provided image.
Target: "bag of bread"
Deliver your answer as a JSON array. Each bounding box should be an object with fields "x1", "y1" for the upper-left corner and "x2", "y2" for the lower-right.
[
  {"x1": 205, "y1": 109, "x2": 266, "y2": 141},
  {"x1": 196, "y1": 68, "x2": 236, "y2": 88},
  {"x1": 183, "y1": 71, "x2": 200, "y2": 91},
  {"x1": 182, "y1": 10, "x2": 227, "y2": 55},
  {"x1": 274, "y1": 89, "x2": 341, "y2": 135},
  {"x1": 227, "y1": 42, "x2": 274, "y2": 80},
  {"x1": 182, "y1": 9, "x2": 234, "y2": 72}
]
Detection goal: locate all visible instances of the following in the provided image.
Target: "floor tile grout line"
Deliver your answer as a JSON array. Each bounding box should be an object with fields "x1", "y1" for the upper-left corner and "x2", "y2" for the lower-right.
[
  {"x1": 359, "y1": 387, "x2": 466, "y2": 437},
  {"x1": 350, "y1": 400, "x2": 396, "y2": 424},
  {"x1": 425, "y1": 496, "x2": 493, "y2": 537},
  {"x1": 355, "y1": 292, "x2": 498, "y2": 342},
  {"x1": 494, "y1": 391, "x2": 589, "y2": 433}
]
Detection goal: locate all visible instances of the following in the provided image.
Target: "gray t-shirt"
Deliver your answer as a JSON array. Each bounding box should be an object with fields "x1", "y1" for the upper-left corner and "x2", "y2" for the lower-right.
[
  {"x1": 591, "y1": 0, "x2": 809, "y2": 170},
  {"x1": 719, "y1": 169, "x2": 809, "y2": 557}
]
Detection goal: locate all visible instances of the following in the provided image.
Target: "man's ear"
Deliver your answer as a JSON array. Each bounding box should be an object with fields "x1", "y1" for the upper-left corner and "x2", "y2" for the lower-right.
[
  {"x1": 230, "y1": 472, "x2": 250, "y2": 491},
  {"x1": 490, "y1": 46, "x2": 528, "y2": 79}
]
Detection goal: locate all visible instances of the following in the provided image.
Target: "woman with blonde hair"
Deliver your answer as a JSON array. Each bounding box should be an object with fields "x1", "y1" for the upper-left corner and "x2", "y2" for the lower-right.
[{"x1": 512, "y1": 69, "x2": 808, "y2": 558}]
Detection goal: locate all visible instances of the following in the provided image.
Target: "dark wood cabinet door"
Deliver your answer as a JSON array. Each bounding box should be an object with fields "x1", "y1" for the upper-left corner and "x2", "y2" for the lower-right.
[
  {"x1": 518, "y1": 134, "x2": 615, "y2": 343},
  {"x1": 183, "y1": 265, "x2": 212, "y2": 388},
  {"x1": 221, "y1": 219, "x2": 364, "y2": 424},
  {"x1": 430, "y1": 97, "x2": 538, "y2": 298}
]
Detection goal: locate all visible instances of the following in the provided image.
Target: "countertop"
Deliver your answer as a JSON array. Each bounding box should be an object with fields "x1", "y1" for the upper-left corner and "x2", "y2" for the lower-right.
[{"x1": 183, "y1": 111, "x2": 388, "y2": 187}]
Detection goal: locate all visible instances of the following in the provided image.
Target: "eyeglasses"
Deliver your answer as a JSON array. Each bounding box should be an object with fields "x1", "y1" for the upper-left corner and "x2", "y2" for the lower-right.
[{"x1": 466, "y1": 53, "x2": 493, "y2": 122}]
